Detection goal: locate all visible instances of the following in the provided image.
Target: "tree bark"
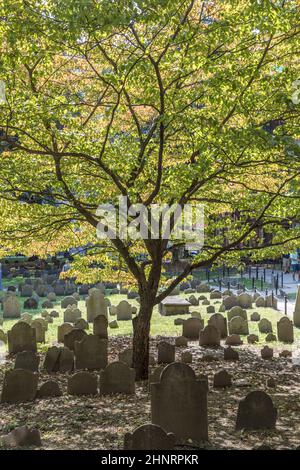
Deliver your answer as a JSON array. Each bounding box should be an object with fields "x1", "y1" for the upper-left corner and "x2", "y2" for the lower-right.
[{"x1": 132, "y1": 298, "x2": 153, "y2": 381}]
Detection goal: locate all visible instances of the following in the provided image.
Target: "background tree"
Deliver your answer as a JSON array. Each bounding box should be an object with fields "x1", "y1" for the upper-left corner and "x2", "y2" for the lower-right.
[{"x1": 0, "y1": 0, "x2": 299, "y2": 378}]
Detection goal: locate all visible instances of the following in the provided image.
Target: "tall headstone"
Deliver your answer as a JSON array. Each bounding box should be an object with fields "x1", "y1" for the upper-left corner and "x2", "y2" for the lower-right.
[
  {"x1": 3, "y1": 292, "x2": 21, "y2": 318},
  {"x1": 86, "y1": 288, "x2": 108, "y2": 322}
]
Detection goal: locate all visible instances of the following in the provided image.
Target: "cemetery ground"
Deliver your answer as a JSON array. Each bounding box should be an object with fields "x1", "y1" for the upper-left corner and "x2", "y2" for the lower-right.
[{"x1": 0, "y1": 281, "x2": 300, "y2": 450}]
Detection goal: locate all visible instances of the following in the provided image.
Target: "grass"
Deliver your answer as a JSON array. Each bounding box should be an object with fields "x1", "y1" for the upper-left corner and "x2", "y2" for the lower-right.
[{"x1": 0, "y1": 282, "x2": 299, "y2": 352}]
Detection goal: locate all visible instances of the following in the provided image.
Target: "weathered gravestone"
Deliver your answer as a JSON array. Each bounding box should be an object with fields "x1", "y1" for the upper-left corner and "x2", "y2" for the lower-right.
[
  {"x1": 74, "y1": 335, "x2": 108, "y2": 370},
  {"x1": 8, "y1": 322, "x2": 37, "y2": 354},
  {"x1": 14, "y1": 351, "x2": 39, "y2": 372},
  {"x1": 21, "y1": 285, "x2": 33, "y2": 297},
  {"x1": 3, "y1": 292, "x2": 21, "y2": 318},
  {"x1": 175, "y1": 336, "x2": 188, "y2": 347},
  {"x1": 67, "y1": 371, "x2": 98, "y2": 396},
  {"x1": 250, "y1": 311, "x2": 260, "y2": 322},
  {"x1": 199, "y1": 325, "x2": 220, "y2": 346},
  {"x1": 151, "y1": 363, "x2": 208, "y2": 443},
  {"x1": 64, "y1": 328, "x2": 87, "y2": 351},
  {"x1": 93, "y1": 314, "x2": 108, "y2": 339},
  {"x1": 2, "y1": 425, "x2": 41, "y2": 448},
  {"x1": 227, "y1": 306, "x2": 247, "y2": 322},
  {"x1": 255, "y1": 296, "x2": 265, "y2": 308},
  {"x1": 116, "y1": 300, "x2": 133, "y2": 321},
  {"x1": 119, "y1": 348, "x2": 133, "y2": 367},
  {"x1": 100, "y1": 361, "x2": 135, "y2": 395},
  {"x1": 222, "y1": 295, "x2": 238, "y2": 310},
  {"x1": 31, "y1": 319, "x2": 46, "y2": 343},
  {"x1": 236, "y1": 391, "x2": 277, "y2": 430},
  {"x1": 208, "y1": 313, "x2": 227, "y2": 339},
  {"x1": 61, "y1": 296, "x2": 77, "y2": 309},
  {"x1": 43, "y1": 346, "x2": 74, "y2": 373},
  {"x1": 23, "y1": 297, "x2": 38, "y2": 310},
  {"x1": 181, "y1": 351, "x2": 192, "y2": 364},
  {"x1": 213, "y1": 369, "x2": 232, "y2": 388},
  {"x1": 124, "y1": 424, "x2": 175, "y2": 450},
  {"x1": 64, "y1": 305, "x2": 81, "y2": 324},
  {"x1": 277, "y1": 317, "x2": 294, "y2": 343},
  {"x1": 57, "y1": 323, "x2": 74, "y2": 343},
  {"x1": 75, "y1": 318, "x2": 89, "y2": 330},
  {"x1": 224, "y1": 346, "x2": 239, "y2": 361},
  {"x1": 293, "y1": 285, "x2": 300, "y2": 327},
  {"x1": 37, "y1": 380, "x2": 62, "y2": 398},
  {"x1": 182, "y1": 318, "x2": 203, "y2": 340},
  {"x1": 210, "y1": 290, "x2": 222, "y2": 300},
  {"x1": 225, "y1": 334, "x2": 243, "y2": 346},
  {"x1": 228, "y1": 316, "x2": 249, "y2": 336},
  {"x1": 237, "y1": 293, "x2": 252, "y2": 309},
  {"x1": 1, "y1": 369, "x2": 38, "y2": 403},
  {"x1": 258, "y1": 318, "x2": 273, "y2": 334},
  {"x1": 261, "y1": 345, "x2": 273, "y2": 359},
  {"x1": 157, "y1": 342, "x2": 175, "y2": 364},
  {"x1": 86, "y1": 288, "x2": 108, "y2": 322}
]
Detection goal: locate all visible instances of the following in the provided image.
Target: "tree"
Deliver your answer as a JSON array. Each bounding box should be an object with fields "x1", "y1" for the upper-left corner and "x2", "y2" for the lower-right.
[{"x1": 0, "y1": 0, "x2": 299, "y2": 379}]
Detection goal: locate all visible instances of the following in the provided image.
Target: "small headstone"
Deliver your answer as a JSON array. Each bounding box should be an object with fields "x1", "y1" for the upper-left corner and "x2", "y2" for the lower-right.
[
  {"x1": 1, "y1": 369, "x2": 38, "y2": 403},
  {"x1": 227, "y1": 306, "x2": 247, "y2": 322},
  {"x1": 208, "y1": 313, "x2": 227, "y2": 339},
  {"x1": 265, "y1": 333, "x2": 277, "y2": 342},
  {"x1": 261, "y1": 345, "x2": 273, "y2": 359},
  {"x1": 119, "y1": 348, "x2": 133, "y2": 367},
  {"x1": 86, "y1": 288, "x2": 107, "y2": 322},
  {"x1": 199, "y1": 325, "x2": 220, "y2": 346},
  {"x1": 100, "y1": 361, "x2": 135, "y2": 394},
  {"x1": 37, "y1": 380, "x2": 62, "y2": 398},
  {"x1": 157, "y1": 342, "x2": 175, "y2": 364},
  {"x1": 31, "y1": 319, "x2": 46, "y2": 343},
  {"x1": 277, "y1": 317, "x2": 294, "y2": 343},
  {"x1": 213, "y1": 370, "x2": 232, "y2": 388},
  {"x1": 124, "y1": 424, "x2": 175, "y2": 450},
  {"x1": 228, "y1": 316, "x2": 249, "y2": 335},
  {"x1": 14, "y1": 351, "x2": 39, "y2": 372},
  {"x1": 64, "y1": 328, "x2": 87, "y2": 351},
  {"x1": 247, "y1": 334, "x2": 259, "y2": 344},
  {"x1": 3, "y1": 292, "x2": 21, "y2": 318},
  {"x1": 109, "y1": 320, "x2": 119, "y2": 329},
  {"x1": 61, "y1": 296, "x2": 77, "y2": 309},
  {"x1": 175, "y1": 336, "x2": 188, "y2": 347},
  {"x1": 93, "y1": 314, "x2": 108, "y2": 339},
  {"x1": 250, "y1": 312, "x2": 260, "y2": 322},
  {"x1": 67, "y1": 371, "x2": 98, "y2": 396},
  {"x1": 224, "y1": 346, "x2": 239, "y2": 361},
  {"x1": 225, "y1": 334, "x2": 243, "y2": 346},
  {"x1": 57, "y1": 323, "x2": 73, "y2": 343},
  {"x1": 182, "y1": 317, "x2": 203, "y2": 340},
  {"x1": 117, "y1": 300, "x2": 133, "y2": 321},
  {"x1": 258, "y1": 318, "x2": 273, "y2": 334},
  {"x1": 2, "y1": 425, "x2": 41, "y2": 447},
  {"x1": 63, "y1": 305, "x2": 81, "y2": 323}
]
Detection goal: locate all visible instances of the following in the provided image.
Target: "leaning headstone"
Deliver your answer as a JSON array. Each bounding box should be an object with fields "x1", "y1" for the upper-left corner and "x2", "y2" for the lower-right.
[
  {"x1": 1, "y1": 369, "x2": 38, "y2": 403},
  {"x1": 213, "y1": 370, "x2": 232, "y2": 388},
  {"x1": 37, "y1": 380, "x2": 62, "y2": 398},
  {"x1": 3, "y1": 292, "x2": 21, "y2": 318},
  {"x1": 64, "y1": 328, "x2": 87, "y2": 351},
  {"x1": 86, "y1": 288, "x2": 108, "y2": 322},
  {"x1": 57, "y1": 323, "x2": 73, "y2": 343},
  {"x1": 2, "y1": 425, "x2": 41, "y2": 447},
  {"x1": 199, "y1": 325, "x2": 220, "y2": 346},
  {"x1": 208, "y1": 313, "x2": 227, "y2": 338},
  {"x1": 75, "y1": 335, "x2": 108, "y2": 370},
  {"x1": 277, "y1": 317, "x2": 294, "y2": 343},
  {"x1": 124, "y1": 424, "x2": 175, "y2": 450},
  {"x1": 258, "y1": 318, "x2": 273, "y2": 334},
  {"x1": 151, "y1": 363, "x2": 208, "y2": 443},
  {"x1": 93, "y1": 314, "x2": 108, "y2": 339},
  {"x1": 8, "y1": 322, "x2": 37, "y2": 354},
  {"x1": 236, "y1": 391, "x2": 277, "y2": 430},
  {"x1": 157, "y1": 342, "x2": 175, "y2": 364},
  {"x1": 182, "y1": 318, "x2": 203, "y2": 340},
  {"x1": 14, "y1": 351, "x2": 39, "y2": 372},
  {"x1": 100, "y1": 361, "x2": 135, "y2": 395},
  {"x1": 67, "y1": 371, "x2": 98, "y2": 396}
]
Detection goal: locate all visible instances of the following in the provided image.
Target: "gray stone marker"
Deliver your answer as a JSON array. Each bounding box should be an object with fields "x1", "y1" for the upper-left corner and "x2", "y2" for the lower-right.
[
  {"x1": 8, "y1": 322, "x2": 37, "y2": 354},
  {"x1": 37, "y1": 380, "x2": 62, "y2": 398},
  {"x1": 157, "y1": 342, "x2": 175, "y2": 364},
  {"x1": 277, "y1": 317, "x2": 294, "y2": 343},
  {"x1": 61, "y1": 296, "x2": 78, "y2": 309},
  {"x1": 64, "y1": 328, "x2": 87, "y2": 351},
  {"x1": 57, "y1": 323, "x2": 74, "y2": 343},
  {"x1": 258, "y1": 318, "x2": 273, "y2": 334},
  {"x1": 116, "y1": 300, "x2": 133, "y2": 321},
  {"x1": 74, "y1": 335, "x2": 108, "y2": 370},
  {"x1": 199, "y1": 325, "x2": 220, "y2": 346},
  {"x1": 119, "y1": 348, "x2": 133, "y2": 367},
  {"x1": 86, "y1": 288, "x2": 108, "y2": 322},
  {"x1": 124, "y1": 424, "x2": 175, "y2": 450},
  {"x1": 2, "y1": 425, "x2": 41, "y2": 447},
  {"x1": 228, "y1": 316, "x2": 249, "y2": 335},
  {"x1": 14, "y1": 351, "x2": 40, "y2": 372},
  {"x1": 236, "y1": 391, "x2": 277, "y2": 430},
  {"x1": 100, "y1": 361, "x2": 135, "y2": 395},
  {"x1": 67, "y1": 371, "x2": 98, "y2": 396},
  {"x1": 64, "y1": 305, "x2": 81, "y2": 323},
  {"x1": 1, "y1": 369, "x2": 38, "y2": 403},
  {"x1": 208, "y1": 313, "x2": 227, "y2": 338},
  {"x1": 213, "y1": 370, "x2": 232, "y2": 387},
  {"x1": 43, "y1": 345, "x2": 74, "y2": 373},
  {"x1": 182, "y1": 317, "x2": 203, "y2": 340},
  {"x1": 3, "y1": 292, "x2": 21, "y2": 318},
  {"x1": 74, "y1": 318, "x2": 89, "y2": 330},
  {"x1": 93, "y1": 314, "x2": 108, "y2": 339},
  {"x1": 151, "y1": 362, "x2": 208, "y2": 443},
  {"x1": 227, "y1": 306, "x2": 247, "y2": 322}
]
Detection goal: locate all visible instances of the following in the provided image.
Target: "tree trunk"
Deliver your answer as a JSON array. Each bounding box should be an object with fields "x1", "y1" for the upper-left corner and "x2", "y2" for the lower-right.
[{"x1": 132, "y1": 299, "x2": 153, "y2": 381}]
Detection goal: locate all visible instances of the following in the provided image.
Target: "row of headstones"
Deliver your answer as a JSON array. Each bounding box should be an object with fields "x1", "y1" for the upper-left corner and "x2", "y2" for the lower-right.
[
  {"x1": 176, "y1": 309, "x2": 294, "y2": 343},
  {"x1": 191, "y1": 287, "x2": 278, "y2": 310},
  {"x1": 0, "y1": 361, "x2": 277, "y2": 448}
]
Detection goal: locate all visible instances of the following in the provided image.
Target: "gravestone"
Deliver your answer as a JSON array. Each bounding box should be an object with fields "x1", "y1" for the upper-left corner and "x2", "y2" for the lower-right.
[
  {"x1": 8, "y1": 322, "x2": 37, "y2": 354},
  {"x1": 237, "y1": 293, "x2": 252, "y2": 309},
  {"x1": 124, "y1": 424, "x2": 175, "y2": 450},
  {"x1": 24, "y1": 297, "x2": 39, "y2": 310},
  {"x1": 181, "y1": 351, "x2": 192, "y2": 364},
  {"x1": 67, "y1": 371, "x2": 98, "y2": 396},
  {"x1": 151, "y1": 363, "x2": 208, "y2": 443},
  {"x1": 109, "y1": 305, "x2": 117, "y2": 316},
  {"x1": 255, "y1": 296, "x2": 265, "y2": 308},
  {"x1": 61, "y1": 296, "x2": 77, "y2": 309},
  {"x1": 188, "y1": 295, "x2": 199, "y2": 306},
  {"x1": 86, "y1": 288, "x2": 108, "y2": 322},
  {"x1": 93, "y1": 314, "x2": 108, "y2": 339},
  {"x1": 224, "y1": 346, "x2": 239, "y2": 361},
  {"x1": 74, "y1": 335, "x2": 108, "y2": 370},
  {"x1": 21, "y1": 285, "x2": 33, "y2": 297},
  {"x1": 222, "y1": 295, "x2": 238, "y2": 310},
  {"x1": 199, "y1": 325, "x2": 220, "y2": 346},
  {"x1": 59, "y1": 347, "x2": 75, "y2": 373},
  {"x1": 227, "y1": 306, "x2": 247, "y2": 322},
  {"x1": 57, "y1": 323, "x2": 74, "y2": 343},
  {"x1": 182, "y1": 318, "x2": 203, "y2": 340},
  {"x1": 1, "y1": 369, "x2": 38, "y2": 403},
  {"x1": 250, "y1": 312, "x2": 260, "y2": 321},
  {"x1": 119, "y1": 348, "x2": 133, "y2": 367},
  {"x1": 2, "y1": 425, "x2": 41, "y2": 447},
  {"x1": 236, "y1": 391, "x2": 277, "y2": 430},
  {"x1": 109, "y1": 320, "x2": 118, "y2": 329},
  {"x1": 14, "y1": 351, "x2": 39, "y2": 372},
  {"x1": 100, "y1": 361, "x2": 135, "y2": 394},
  {"x1": 42, "y1": 300, "x2": 53, "y2": 309},
  {"x1": 206, "y1": 306, "x2": 215, "y2": 314},
  {"x1": 277, "y1": 317, "x2": 294, "y2": 343},
  {"x1": 75, "y1": 318, "x2": 89, "y2": 330},
  {"x1": 64, "y1": 305, "x2": 81, "y2": 324},
  {"x1": 208, "y1": 313, "x2": 228, "y2": 338},
  {"x1": 64, "y1": 328, "x2": 87, "y2": 351},
  {"x1": 175, "y1": 336, "x2": 188, "y2": 347},
  {"x1": 258, "y1": 318, "x2": 273, "y2": 334},
  {"x1": 293, "y1": 285, "x2": 300, "y2": 327},
  {"x1": 117, "y1": 300, "x2": 133, "y2": 321},
  {"x1": 228, "y1": 316, "x2": 249, "y2": 336},
  {"x1": 37, "y1": 380, "x2": 62, "y2": 398},
  {"x1": 213, "y1": 370, "x2": 232, "y2": 387},
  {"x1": 247, "y1": 334, "x2": 259, "y2": 344},
  {"x1": 157, "y1": 342, "x2": 175, "y2": 364},
  {"x1": 210, "y1": 290, "x2": 222, "y2": 300},
  {"x1": 261, "y1": 345, "x2": 273, "y2": 359},
  {"x1": 31, "y1": 319, "x2": 46, "y2": 343},
  {"x1": 196, "y1": 283, "x2": 210, "y2": 293},
  {"x1": 3, "y1": 292, "x2": 21, "y2": 318},
  {"x1": 265, "y1": 294, "x2": 277, "y2": 309},
  {"x1": 225, "y1": 334, "x2": 243, "y2": 346}
]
